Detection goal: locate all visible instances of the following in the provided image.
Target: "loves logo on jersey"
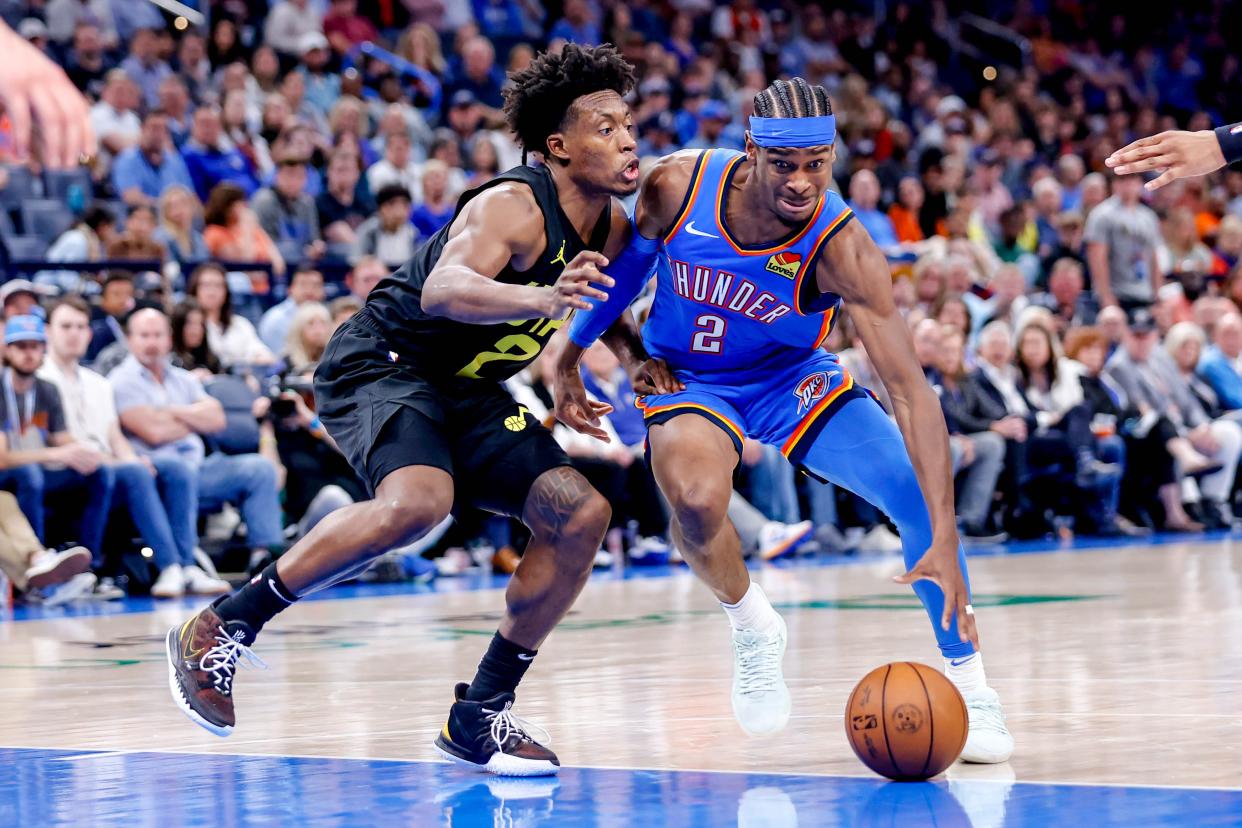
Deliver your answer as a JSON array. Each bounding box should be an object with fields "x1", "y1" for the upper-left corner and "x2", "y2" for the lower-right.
[
  {"x1": 765, "y1": 251, "x2": 801, "y2": 280},
  {"x1": 793, "y1": 371, "x2": 829, "y2": 414}
]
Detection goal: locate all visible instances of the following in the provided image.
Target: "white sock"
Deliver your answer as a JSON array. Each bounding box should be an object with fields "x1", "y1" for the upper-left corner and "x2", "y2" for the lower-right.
[
  {"x1": 944, "y1": 651, "x2": 988, "y2": 695},
  {"x1": 721, "y1": 581, "x2": 782, "y2": 636}
]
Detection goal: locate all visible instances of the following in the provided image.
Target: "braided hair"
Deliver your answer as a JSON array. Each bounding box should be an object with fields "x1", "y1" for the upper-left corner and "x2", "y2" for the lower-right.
[
  {"x1": 503, "y1": 44, "x2": 636, "y2": 164},
  {"x1": 753, "y1": 78, "x2": 833, "y2": 119}
]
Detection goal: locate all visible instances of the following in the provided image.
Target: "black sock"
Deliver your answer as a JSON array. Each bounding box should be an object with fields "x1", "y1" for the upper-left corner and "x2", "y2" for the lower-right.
[
  {"x1": 465, "y1": 632, "x2": 537, "y2": 701},
  {"x1": 213, "y1": 561, "x2": 298, "y2": 636}
]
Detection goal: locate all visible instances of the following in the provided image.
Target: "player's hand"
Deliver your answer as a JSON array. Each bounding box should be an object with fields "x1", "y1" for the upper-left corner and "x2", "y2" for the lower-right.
[
  {"x1": 628, "y1": 357, "x2": 683, "y2": 396},
  {"x1": 1105, "y1": 130, "x2": 1227, "y2": 191},
  {"x1": 0, "y1": 23, "x2": 96, "y2": 168},
  {"x1": 893, "y1": 540, "x2": 979, "y2": 649},
  {"x1": 553, "y1": 368, "x2": 614, "y2": 442},
  {"x1": 546, "y1": 251, "x2": 614, "y2": 318}
]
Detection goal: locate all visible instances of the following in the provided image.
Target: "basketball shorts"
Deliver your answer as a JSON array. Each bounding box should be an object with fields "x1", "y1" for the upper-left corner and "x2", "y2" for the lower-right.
[
  {"x1": 314, "y1": 310, "x2": 572, "y2": 519},
  {"x1": 638, "y1": 351, "x2": 875, "y2": 466}
]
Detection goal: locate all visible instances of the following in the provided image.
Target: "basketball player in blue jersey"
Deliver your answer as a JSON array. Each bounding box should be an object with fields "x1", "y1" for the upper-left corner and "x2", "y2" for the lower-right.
[{"x1": 557, "y1": 78, "x2": 1012, "y2": 763}]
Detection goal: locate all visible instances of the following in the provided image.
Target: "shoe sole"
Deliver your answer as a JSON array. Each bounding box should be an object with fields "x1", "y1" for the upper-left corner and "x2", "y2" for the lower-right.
[
  {"x1": 761, "y1": 524, "x2": 814, "y2": 562},
  {"x1": 165, "y1": 627, "x2": 232, "y2": 738},
  {"x1": 433, "y1": 738, "x2": 559, "y2": 777},
  {"x1": 26, "y1": 551, "x2": 91, "y2": 590}
]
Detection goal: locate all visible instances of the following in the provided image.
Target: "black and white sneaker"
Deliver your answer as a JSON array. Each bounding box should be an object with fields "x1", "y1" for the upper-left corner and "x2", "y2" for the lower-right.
[{"x1": 434, "y1": 683, "x2": 560, "y2": 777}]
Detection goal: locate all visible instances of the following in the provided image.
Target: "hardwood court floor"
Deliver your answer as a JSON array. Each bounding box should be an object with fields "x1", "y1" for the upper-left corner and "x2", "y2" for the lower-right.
[{"x1": 3, "y1": 537, "x2": 1242, "y2": 826}]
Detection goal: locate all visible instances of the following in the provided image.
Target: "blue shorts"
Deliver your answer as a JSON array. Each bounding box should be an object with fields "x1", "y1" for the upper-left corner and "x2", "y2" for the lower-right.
[{"x1": 637, "y1": 352, "x2": 875, "y2": 466}]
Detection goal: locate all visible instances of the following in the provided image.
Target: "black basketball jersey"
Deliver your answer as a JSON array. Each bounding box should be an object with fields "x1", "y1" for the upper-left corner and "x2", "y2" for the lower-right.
[{"x1": 362, "y1": 164, "x2": 612, "y2": 384}]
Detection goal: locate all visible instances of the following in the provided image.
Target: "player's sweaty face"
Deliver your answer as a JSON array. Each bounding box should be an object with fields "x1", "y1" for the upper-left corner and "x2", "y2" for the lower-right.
[
  {"x1": 562, "y1": 91, "x2": 640, "y2": 196},
  {"x1": 756, "y1": 146, "x2": 835, "y2": 224}
]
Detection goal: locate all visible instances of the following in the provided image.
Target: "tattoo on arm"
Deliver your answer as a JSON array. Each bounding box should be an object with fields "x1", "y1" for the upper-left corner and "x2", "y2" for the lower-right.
[{"x1": 524, "y1": 466, "x2": 593, "y2": 542}]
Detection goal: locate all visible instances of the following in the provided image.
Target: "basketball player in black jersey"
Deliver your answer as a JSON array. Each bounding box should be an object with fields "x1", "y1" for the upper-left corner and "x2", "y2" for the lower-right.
[{"x1": 165, "y1": 45, "x2": 674, "y2": 776}]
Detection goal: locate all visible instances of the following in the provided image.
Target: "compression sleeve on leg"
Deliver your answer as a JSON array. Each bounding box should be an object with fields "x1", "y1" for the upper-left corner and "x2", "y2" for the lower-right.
[{"x1": 567, "y1": 226, "x2": 660, "y2": 348}]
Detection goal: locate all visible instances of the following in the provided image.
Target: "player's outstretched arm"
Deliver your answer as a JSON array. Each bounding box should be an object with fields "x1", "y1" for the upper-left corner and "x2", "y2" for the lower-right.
[
  {"x1": 1105, "y1": 124, "x2": 1241, "y2": 190},
  {"x1": 421, "y1": 183, "x2": 614, "y2": 324},
  {"x1": 821, "y1": 221, "x2": 978, "y2": 648}
]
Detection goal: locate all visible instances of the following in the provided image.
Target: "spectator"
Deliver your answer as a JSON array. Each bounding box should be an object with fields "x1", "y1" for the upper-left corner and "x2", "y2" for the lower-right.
[
  {"x1": 259, "y1": 266, "x2": 326, "y2": 353},
  {"x1": 1105, "y1": 311, "x2": 1242, "y2": 528},
  {"x1": 182, "y1": 106, "x2": 261, "y2": 203},
  {"x1": 112, "y1": 309, "x2": 286, "y2": 586},
  {"x1": 111, "y1": 110, "x2": 195, "y2": 208},
  {"x1": 888, "y1": 176, "x2": 926, "y2": 243},
  {"x1": 344, "y1": 255, "x2": 387, "y2": 304},
  {"x1": 154, "y1": 185, "x2": 210, "y2": 266},
  {"x1": 40, "y1": 297, "x2": 227, "y2": 598},
  {"x1": 318, "y1": 148, "x2": 376, "y2": 249},
  {"x1": 411, "y1": 159, "x2": 457, "y2": 238},
  {"x1": 41, "y1": 205, "x2": 118, "y2": 293},
  {"x1": 65, "y1": 23, "x2": 110, "y2": 97},
  {"x1": 1080, "y1": 173, "x2": 1110, "y2": 218},
  {"x1": 329, "y1": 295, "x2": 362, "y2": 326},
  {"x1": 264, "y1": 0, "x2": 324, "y2": 59},
  {"x1": 932, "y1": 326, "x2": 1007, "y2": 541},
  {"x1": 1195, "y1": 312, "x2": 1242, "y2": 412},
  {"x1": 222, "y1": 88, "x2": 273, "y2": 181},
  {"x1": 170, "y1": 300, "x2": 223, "y2": 379},
  {"x1": 45, "y1": 0, "x2": 117, "y2": 48},
  {"x1": 175, "y1": 30, "x2": 212, "y2": 103},
  {"x1": 283, "y1": 302, "x2": 333, "y2": 374},
  {"x1": 187, "y1": 263, "x2": 275, "y2": 369},
  {"x1": 1158, "y1": 207, "x2": 1215, "y2": 281},
  {"x1": 447, "y1": 35, "x2": 507, "y2": 110},
  {"x1": 323, "y1": 0, "x2": 379, "y2": 54},
  {"x1": 157, "y1": 75, "x2": 193, "y2": 147},
  {"x1": 251, "y1": 154, "x2": 325, "y2": 262},
  {"x1": 110, "y1": 0, "x2": 163, "y2": 44},
  {"x1": 1085, "y1": 173, "x2": 1162, "y2": 311},
  {"x1": 1031, "y1": 177, "x2": 1064, "y2": 260},
  {"x1": 975, "y1": 149, "x2": 1015, "y2": 236},
  {"x1": 208, "y1": 17, "x2": 246, "y2": 68},
  {"x1": 297, "y1": 32, "x2": 341, "y2": 117},
  {"x1": 88, "y1": 70, "x2": 142, "y2": 160},
  {"x1": 366, "y1": 130, "x2": 422, "y2": 202},
  {"x1": 328, "y1": 97, "x2": 378, "y2": 167},
  {"x1": 847, "y1": 169, "x2": 899, "y2": 252},
  {"x1": 0, "y1": 316, "x2": 113, "y2": 568},
  {"x1": 0, "y1": 490, "x2": 94, "y2": 605},
  {"x1": 119, "y1": 27, "x2": 171, "y2": 109},
  {"x1": 1033, "y1": 258, "x2": 1097, "y2": 336},
  {"x1": 106, "y1": 205, "x2": 167, "y2": 263},
  {"x1": 85, "y1": 272, "x2": 134, "y2": 362},
  {"x1": 465, "y1": 134, "x2": 501, "y2": 189},
  {"x1": 1040, "y1": 212, "x2": 1088, "y2": 287},
  {"x1": 1, "y1": 281, "x2": 44, "y2": 321},
  {"x1": 353, "y1": 184, "x2": 417, "y2": 268},
  {"x1": 994, "y1": 205, "x2": 1041, "y2": 287},
  {"x1": 202, "y1": 183, "x2": 286, "y2": 278},
  {"x1": 550, "y1": 0, "x2": 602, "y2": 46}
]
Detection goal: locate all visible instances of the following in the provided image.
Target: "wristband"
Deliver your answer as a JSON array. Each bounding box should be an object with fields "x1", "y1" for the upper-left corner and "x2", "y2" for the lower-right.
[{"x1": 1215, "y1": 122, "x2": 1242, "y2": 167}]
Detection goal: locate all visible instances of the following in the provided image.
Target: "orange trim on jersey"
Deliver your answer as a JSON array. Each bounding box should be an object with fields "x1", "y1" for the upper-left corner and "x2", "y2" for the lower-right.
[
  {"x1": 792, "y1": 207, "x2": 854, "y2": 315},
  {"x1": 715, "y1": 155, "x2": 827, "y2": 256},
  {"x1": 642, "y1": 401, "x2": 745, "y2": 445},
  {"x1": 814, "y1": 305, "x2": 836, "y2": 348},
  {"x1": 780, "y1": 372, "x2": 855, "y2": 458},
  {"x1": 663, "y1": 150, "x2": 712, "y2": 244}
]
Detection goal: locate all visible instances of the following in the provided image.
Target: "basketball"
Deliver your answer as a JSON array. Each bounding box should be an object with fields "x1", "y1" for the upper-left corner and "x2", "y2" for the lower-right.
[{"x1": 845, "y1": 662, "x2": 968, "y2": 781}]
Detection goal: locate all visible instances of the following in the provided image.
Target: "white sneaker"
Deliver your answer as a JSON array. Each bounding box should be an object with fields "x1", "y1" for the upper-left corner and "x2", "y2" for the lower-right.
[
  {"x1": 758, "y1": 520, "x2": 814, "y2": 561},
  {"x1": 90, "y1": 576, "x2": 126, "y2": 601},
  {"x1": 41, "y1": 572, "x2": 97, "y2": 606},
  {"x1": 859, "y1": 524, "x2": 903, "y2": 553},
  {"x1": 960, "y1": 687, "x2": 1013, "y2": 763},
  {"x1": 183, "y1": 565, "x2": 231, "y2": 595},
  {"x1": 24, "y1": 545, "x2": 91, "y2": 590},
  {"x1": 731, "y1": 614, "x2": 791, "y2": 735},
  {"x1": 151, "y1": 564, "x2": 186, "y2": 598}
]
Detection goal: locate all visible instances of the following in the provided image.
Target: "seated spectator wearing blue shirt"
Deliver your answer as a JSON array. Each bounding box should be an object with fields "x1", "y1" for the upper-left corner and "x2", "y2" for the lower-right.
[
  {"x1": 111, "y1": 110, "x2": 194, "y2": 208},
  {"x1": 549, "y1": 0, "x2": 602, "y2": 45},
  {"x1": 259, "y1": 266, "x2": 326, "y2": 354},
  {"x1": 847, "y1": 169, "x2": 901, "y2": 254},
  {"x1": 111, "y1": 309, "x2": 285, "y2": 579},
  {"x1": 410, "y1": 159, "x2": 456, "y2": 238},
  {"x1": 154, "y1": 185, "x2": 210, "y2": 266},
  {"x1": 118, "y1": 28, "x2": 171, "y2": 110},
  {"x1": 685, "y1": 100, "x2": 743, "y2": 150},
  {"x1": 445, "y1": 36, "x2": 507, "y2": 111},
  {"x1": 86, "y1": 273, "x2": 135, "y2": 363},
  {"x1": 1198, "y1": 312, "x2": 1242, "y2": 412},
  {"x1": 181, "y1": 105, "x2": 260, "y2": 203}
]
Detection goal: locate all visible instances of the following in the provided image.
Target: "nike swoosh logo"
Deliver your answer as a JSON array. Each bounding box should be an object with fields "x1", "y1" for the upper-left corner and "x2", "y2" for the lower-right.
[
  {"x1": 949, "y1": 656, "x2": 976, "y2": 667},
  {"x1": 517, "y1": 653, "x2": 535, "y2": 661},
  {"x1": 684, "y1": 221, "x2": 719, "y2": 239}
]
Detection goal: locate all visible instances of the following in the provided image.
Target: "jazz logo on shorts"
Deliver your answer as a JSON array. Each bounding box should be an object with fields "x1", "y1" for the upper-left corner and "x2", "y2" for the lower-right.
[
  {"x1": 793, "y1": 372, "x2": 829, "y2": 415},
  {"x1": 504, "y1": 406, "x2": 532, "y2": 432},
  {"x1": 765, "y1": 251, "x2": 801, "y2": 280}
]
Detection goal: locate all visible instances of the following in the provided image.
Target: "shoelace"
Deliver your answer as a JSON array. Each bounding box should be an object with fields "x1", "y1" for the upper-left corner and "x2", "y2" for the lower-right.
[
  {"x1": 485, "y1": 701, "x2": 551, "y2": 755},
  {"x1": 965, "y1": 695, "x2": 1008, "y2": 734},
  {"x1": 734, "y1": 633, "x2": 782, "y2": 696},
  {"x1": 199, "y1": 627, "x2": 268, "y2": 696}
]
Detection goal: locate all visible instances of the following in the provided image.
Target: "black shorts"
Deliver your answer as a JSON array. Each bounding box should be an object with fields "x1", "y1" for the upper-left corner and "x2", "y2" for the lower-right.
[{"x1": 313, "y1": 311, "x2": 572, "y2": 519}]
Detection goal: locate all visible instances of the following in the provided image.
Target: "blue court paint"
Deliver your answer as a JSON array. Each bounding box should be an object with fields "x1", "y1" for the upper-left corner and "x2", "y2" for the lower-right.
[
  {"x1": 2, "y1": 748, "x2": 1239, "y2": 827},
  {"x1": 3, "y1": 529, "x2": 1235, "y2": 623}
]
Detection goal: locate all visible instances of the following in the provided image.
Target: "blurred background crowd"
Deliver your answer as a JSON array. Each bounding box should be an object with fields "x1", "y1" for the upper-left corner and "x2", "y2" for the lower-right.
[{"x1": 1, "y1": 0, "x2": 1241, "y2": 605}]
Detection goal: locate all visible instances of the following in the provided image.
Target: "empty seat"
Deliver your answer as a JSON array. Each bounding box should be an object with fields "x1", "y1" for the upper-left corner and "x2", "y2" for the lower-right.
[
  {"x1": 0, "y1": 165, "x2": 40, "y2": 209},
  {"x1": 21, "y1": 200, "x2": 75, "y2": 242},
  {"x1": 43, "y1": 168, "x2": 94, "y2": 203},
  {"x1": 4, "y1": 235, "x2": 49, "y2": 260}
]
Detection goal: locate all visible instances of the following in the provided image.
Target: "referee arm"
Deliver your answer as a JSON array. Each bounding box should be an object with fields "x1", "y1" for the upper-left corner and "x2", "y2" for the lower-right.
[{"x1": 1106, "y1": 122, "x2": 1241, "y2": 190}]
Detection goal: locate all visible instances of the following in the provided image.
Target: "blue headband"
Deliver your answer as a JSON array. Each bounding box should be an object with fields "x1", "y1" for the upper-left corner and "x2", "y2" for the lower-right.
[{"x1": 748, "y1": 114, "x2": 836, "y2": 148}]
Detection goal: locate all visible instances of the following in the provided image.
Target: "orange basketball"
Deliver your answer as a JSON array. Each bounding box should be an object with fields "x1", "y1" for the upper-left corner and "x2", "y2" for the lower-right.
[{"x1": 844, "y1": 662, "x2": 968, "y2": 781}]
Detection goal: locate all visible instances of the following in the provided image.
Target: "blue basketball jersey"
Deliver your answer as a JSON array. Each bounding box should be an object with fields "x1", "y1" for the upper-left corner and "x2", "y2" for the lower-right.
[{"x1": 642, "y1": 149, "x2": 855, "y2": 383}]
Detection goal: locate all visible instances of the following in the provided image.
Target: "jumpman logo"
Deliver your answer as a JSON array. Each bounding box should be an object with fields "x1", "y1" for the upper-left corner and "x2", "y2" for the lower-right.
[{"x1": 550, "y1": 240, "x2": 568, "y2": 267}]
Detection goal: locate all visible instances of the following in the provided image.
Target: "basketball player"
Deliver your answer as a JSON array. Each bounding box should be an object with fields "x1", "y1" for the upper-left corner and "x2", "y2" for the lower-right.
[
  {"x1": 556, "y1": 79, "x2": 1012, "y2": 763},
  {"x1": 1107, "y1": 121, "x2": 1242, "y2": 190},
  {"x1": 166, "y1": 45, "x2": 676, "y2": 777}
]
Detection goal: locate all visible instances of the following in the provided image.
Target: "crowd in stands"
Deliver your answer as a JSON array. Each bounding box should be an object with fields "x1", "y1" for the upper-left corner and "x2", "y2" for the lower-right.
[{"x1": 2, "y1": 0, "x2": 1242, "y2": 602}]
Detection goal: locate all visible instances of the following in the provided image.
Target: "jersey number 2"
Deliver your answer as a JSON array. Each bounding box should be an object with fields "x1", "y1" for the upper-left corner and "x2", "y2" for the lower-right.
[{"x1": 691, "y1": 314, "x2": 726, "y2": 354}]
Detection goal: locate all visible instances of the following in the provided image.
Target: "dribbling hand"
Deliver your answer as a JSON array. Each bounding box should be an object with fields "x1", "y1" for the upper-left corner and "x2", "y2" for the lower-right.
[
  {"x1": 545, "y1": 251, "x2": 614, "y2": 319},
  {"x1": 553, "y1": 368, "x2": 614, "y2": 442},
  {"x1": 893, "y1": 539, "x2": 980, "y2": 650}
]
